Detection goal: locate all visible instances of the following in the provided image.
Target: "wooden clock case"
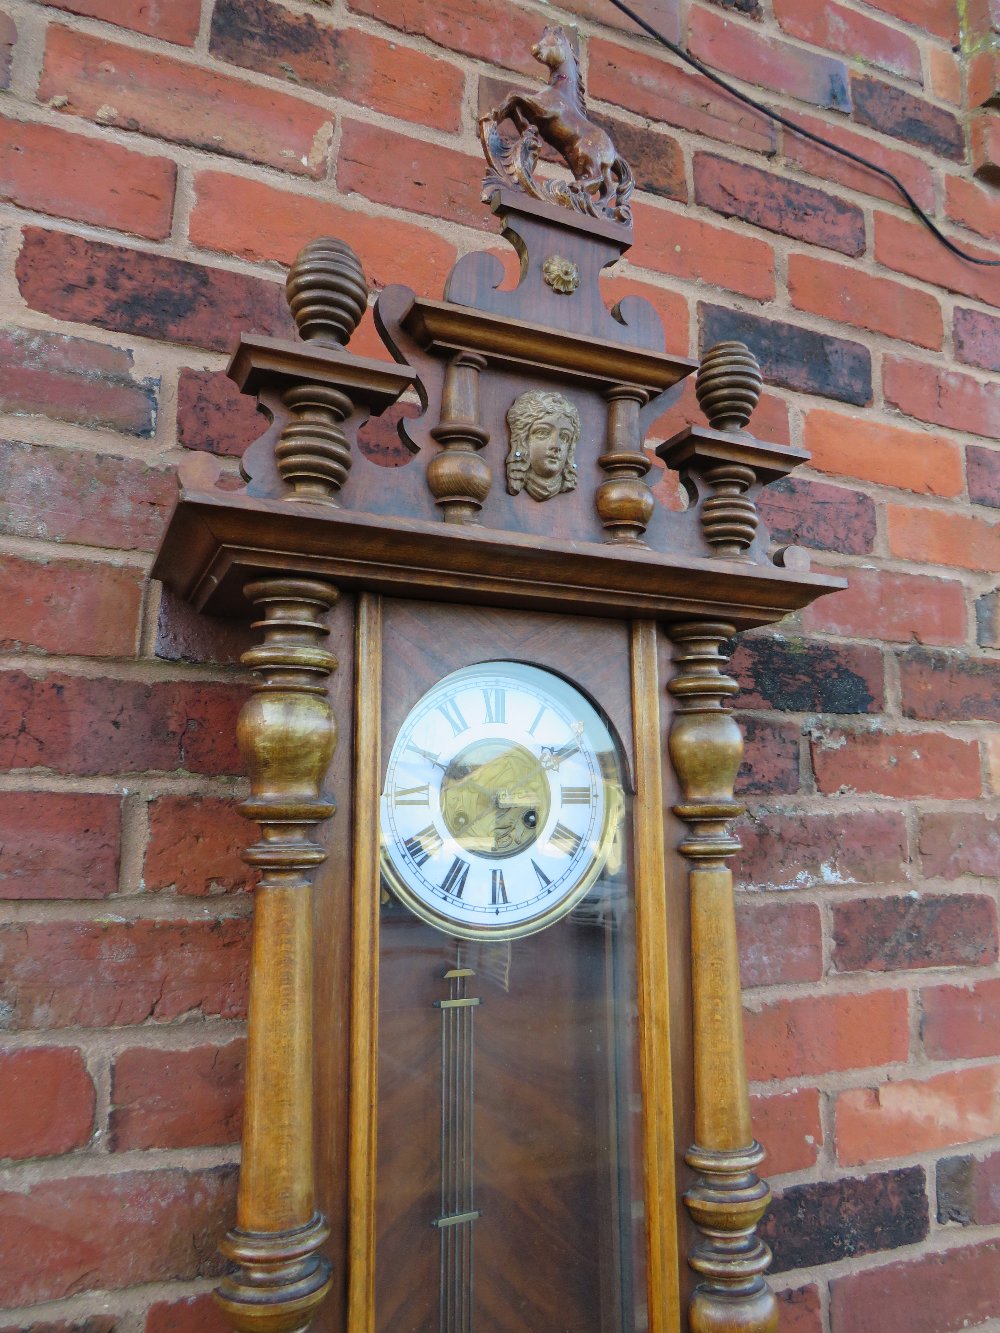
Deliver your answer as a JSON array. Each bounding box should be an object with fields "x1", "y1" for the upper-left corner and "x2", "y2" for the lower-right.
[{"x1": 153, "y1": 62, "x2": 843, "y2": 1333}]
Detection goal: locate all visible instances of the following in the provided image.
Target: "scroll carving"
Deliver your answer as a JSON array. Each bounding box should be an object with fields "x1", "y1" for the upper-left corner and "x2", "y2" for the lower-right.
[
  {"x1": 667, "y1": 622, "x2": 777, "y2": 1333},
  {"x1": 215, "y1": 578, "x2": 339, "y2": 1333},
  {"x1": 505, "y1": 389, "x2": 579, "y2": 501},
  {"x1": 478, "y1": 25, "x2": 634, "y2": 225}
]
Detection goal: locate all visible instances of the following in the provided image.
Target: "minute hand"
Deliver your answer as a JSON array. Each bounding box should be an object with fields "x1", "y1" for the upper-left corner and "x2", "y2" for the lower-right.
[{"x1": 540, "y1": 738, "x2": 580, "y2": 771}]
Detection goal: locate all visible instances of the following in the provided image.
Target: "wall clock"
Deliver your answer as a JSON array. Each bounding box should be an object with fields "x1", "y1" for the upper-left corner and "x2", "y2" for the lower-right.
[{"x1": 152, "y1": 24, "x2": 843, "y2": 1333}]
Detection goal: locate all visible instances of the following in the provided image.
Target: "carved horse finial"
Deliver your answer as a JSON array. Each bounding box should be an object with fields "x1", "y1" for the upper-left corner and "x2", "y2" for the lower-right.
[{"x1": 478, "y1": 25, "x2": 634, "y2": 226}]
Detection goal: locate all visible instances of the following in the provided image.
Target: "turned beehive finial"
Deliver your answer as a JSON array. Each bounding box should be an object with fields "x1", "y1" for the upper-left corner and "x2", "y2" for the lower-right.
[
  {"x1": 286, "y1": 236, "x2": 368, "y2": 346},
  {"x1": 696, "y1": 341, "x2": 763, "y2": 433}
]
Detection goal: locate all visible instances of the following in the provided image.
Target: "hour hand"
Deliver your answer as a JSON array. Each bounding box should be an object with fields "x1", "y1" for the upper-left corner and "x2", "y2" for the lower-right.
[{"x1": 408, "y1": 744, "x2": 447, "y2": 770}]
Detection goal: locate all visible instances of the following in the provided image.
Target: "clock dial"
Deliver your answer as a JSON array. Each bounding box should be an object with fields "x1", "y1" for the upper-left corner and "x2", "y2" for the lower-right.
[{"x1": 380, "y1": 662, "x2": 622, "y2": 940}]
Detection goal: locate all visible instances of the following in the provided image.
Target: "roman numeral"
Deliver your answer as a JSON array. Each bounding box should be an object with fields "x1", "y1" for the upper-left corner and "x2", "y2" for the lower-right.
[
  {"x1": 402, "y1": 825, "x2": 443, "y2": 867},
  {"x1": 482, "y1": 688, "x2": 506, "y2": 725},
  {"x1": 549, "y1": 823, "x2": 582, "y2": 857},
  {"x1": 528, "y1": 704, "x2": 546, "y2": 736},
  {"x1": 491, "y1": 869, "x2": 508, "y2": 905},
  {"x1": 441, "y1": 857, "x2": 470, "y2": 899},
  {"x1": 394, "y1": 784, "x2": 429, "y2": 806},
  {"x1": 437, "y1": 698, "x2": 468, "y2": 737},
  {"x1": 561, "y1": 785, "x2": 591, "y2": 805},
  {"x1": 531, "y1": 860, "x2": 551, "y2": 889}
]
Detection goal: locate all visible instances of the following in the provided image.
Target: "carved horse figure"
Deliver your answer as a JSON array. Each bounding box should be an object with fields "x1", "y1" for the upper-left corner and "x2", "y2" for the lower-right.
[{"x1": 480, "y1": 25, "x2": 634, "y2": 223}]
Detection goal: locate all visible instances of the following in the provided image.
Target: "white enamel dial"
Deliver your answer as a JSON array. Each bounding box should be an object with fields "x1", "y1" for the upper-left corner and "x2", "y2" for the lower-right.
[{"x1": 379, "y1": 661, "x2": 622, "y2": 940}]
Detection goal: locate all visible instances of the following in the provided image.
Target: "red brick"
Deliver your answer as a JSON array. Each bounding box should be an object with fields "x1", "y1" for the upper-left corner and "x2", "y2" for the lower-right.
[
  {"x1": 689, "y1": 5, "x2": 851, "y2": 110},
  {"x1": 0, "y1": 117, "x2": 175, "y2": 239},
  {"x1": 588, "y1": 37, "x2": 776, "y2": 154},
  {"x1": 982, "y1": 589, "x2": 1000, "y2": 646},
  {"x1": 111, "y1": 1040, "x2": 245, "y2": 1149},
  {"x1": 965, "y1": 0, "x2": 1000, "y2": 37},
  {"x1": 0, "y1": 1166, "x2": 235, "y2": 1306},
  {"x1": 0, "y1": 791, "x2": 120, "y2": 900},
  {"x1": 146, "y1": 1294, "x2": 230, "y2": 1333},
  {"x1": 38, "y1": 0, "x2": 200, "y2": 44},
  {"x1": 833, "y1": 893, "x2": 998, "y2": 973},
  {"x1": 745, "y1": 989, "x2": 909, "y2": 1081},
  {"x1": 759, "y1": 477, "x2": 876, "y2": 555},
  {"x1": 929, "y1": 47, "x2": 962, "y2": 104},
  {"x1": 972, "y1": 109, "x2": 1000, "y2": 187},
  {"x1": 736, "y1": 718, "x2": 801, "y2": 796},
  {"x1": 190, "y1": 169, "x2": 457, "y2": 301},
  {"x1": 0, "y1": 325, "x2": 156, "y2": 436},
  {"x1": 735, "y1": 809, "x2": 909, "y2": 892},
  {"x1": 154, "y1": 588, "x2": 253, "y2": 667},
  {"x1": 946, "y1": 174, "x2": 1000, "y2": 244},
  {"x1": 0, "y1": 554, "x2": 142, "y2": 657},
  {"x1": 888, "y1": 503, "x2": 1000, "y2": 573},
  {"x1": 751, "y1": 1089, "x2": 823, "y2": 1176},
  {"x1": 761, "y1": 1167, "x2": 928, "y2": 1273},
  {"x1": 347, "y1": 0, "x2": 540, "y2": 75},
  {"x1": 773, "y1": 0, "x2": 921, "y2": 80},
  {"x1": 885, "y1": 353, "x2": 1000, "y2": 440},
  {"x1": 557, "y1": 0, "x2": 682, "y2": 40},
  {"x1": 733, "y1": 635, "x2": 884, "y2": 714},
  {"x1": 900, "y1": 647, "x2": 1000, "y2": 723},
  {"x1": 851, "y1": 73, "x2": 963, "y2": 159},
  {"x1": 344, "y1": 120, "x2": 487, "y2": 232},
  {"x1": 629, "y1": 204, "x2": 775, "y2": 301},
  {"x1": 967, "y1": 50, "x2": 1000, "y2": 111},
  {"x1": 876, "y1": 212, "x2": 1000, "y2": 310},
  {"x1": 177, "y1": 368, "x2": 262, "y2": 458},
  {"x1": 954, "y1": 307, "x2": 1000, "y2": 375},
  {"x1": 0, "y1": 917, "x2": 249, "y2": 1029},
  {"x1": 803, "y1": 566, "x2": 967, "y2": 647},
  {"x1": 0, "y1": 439, "x2": 174, "y2": 553},
  {"x1": 923, "y1": 977, "x2": 1000, "y2": 1059},
  {"x1": 694, "y1": 154, "x2": 865, "y2": 255},
  {"x1": 0, "y1": 671, "x2": 243, "y2": 776},
  {"x1": 831, "y1": 1239, "x2": 1000, "y2": 1333},
  {"x1": 776, "y1": 1286, "x2": 823, "y2": 1333},
  {"x1": 938, "y1": 1149, "x2": 1000, "y2": 1225},
  {"x1": 784, "y1": 112, "x2": 935, "y2": 212},
  {"x1": 836, "y1": 1066, "x2": 1000, "y2": 1165},
  {"x1": 701, "y1": 303, "x2": 872, "y2": 405},
  {"x1": 145, "y1": 796, "x2": 249, "y2": 896},
  {"x1": 789, "y1": 255, "x2": 943, "y2": 351},
  {"x1": 858, "y1": 0, "x2": 957, "y2": 39},
  {"x1": 921, "y1": 811, "x2": 1000, "y2": 880},
  {"x1": 803, "y1": 408, "x2": 962, "y2": 497},
  {"x1": 0, "y1": 1047, "x2": 94, "y2": 1159},
  {"x1": 812, "y1": 728, "x2": 982, "y2": 799},
  {"x1": 17, "y1": 228, "x2": 293, "y2": 353},
  {"x1": 39, "y1": 27, "x2": 333, "y2": 180},
  {"x1": 210, "y1": 0, "x2": 463, "y2": 133},
  {"x1": 737, "y1": 900, "x2": 822, "y2": 987}
]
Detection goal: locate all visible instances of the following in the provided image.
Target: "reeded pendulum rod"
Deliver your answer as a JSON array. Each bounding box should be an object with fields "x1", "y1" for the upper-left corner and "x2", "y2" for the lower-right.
[
  {"x1": 666, "y1": 622, "x2": 777, "y2": 1333},
  {"x1": 433, "y1": 967, "x2": 482, "y2": 1333},
  {"x1": 215, "y1": 578, "x2": 340, "y2": 1333}
]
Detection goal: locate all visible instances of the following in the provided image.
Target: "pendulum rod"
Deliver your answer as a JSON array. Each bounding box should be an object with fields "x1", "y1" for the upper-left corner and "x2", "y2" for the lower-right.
[{"x1": 433, "y1": 966, "x2": 482, "y2": 1333}]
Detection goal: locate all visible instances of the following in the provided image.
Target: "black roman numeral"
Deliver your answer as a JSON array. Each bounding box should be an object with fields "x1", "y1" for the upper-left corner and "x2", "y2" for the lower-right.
[
  {"x1": 531, "y1": 860, "x2": 551, "y2": 888},
  {"x1": 561, "y1": 785, "x2": 591, "y2": 805},
  {"x1": 549, "y1": 823, "x2": 582, "y2": 857},
  {"x1": 441, "y1": 856, "x2": 470, "y2": 899},
  {"x1": 394, "y1": 784, "x2": 430, "y2": 806},
  {"x1": 402, "y1": 825, "x2": 443, "y2": 867},
  {"x1": 482, "y1": 687, "x2": 506, "y2": 725},
  {"x1": 491, "y1": 869, "x2": 508, "y2": 905},
  {"x1": 437, "y1": 698, "x2": 468, "y2": 737}
]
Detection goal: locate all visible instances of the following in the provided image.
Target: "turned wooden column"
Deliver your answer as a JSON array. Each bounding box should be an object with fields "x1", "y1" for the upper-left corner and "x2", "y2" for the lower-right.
[
  {"x1": 216, "y1": 577, "x2": 339, "y2": 1333},
  {"x1": 667, "y1": 622, "x2": 777, "y2": 1333},
  {"x1": 428, "y1": 351, "x2": 491, "y2": 523},
  {"x1": 597, "y1": 383, "x2": 654, "y2": 544}
]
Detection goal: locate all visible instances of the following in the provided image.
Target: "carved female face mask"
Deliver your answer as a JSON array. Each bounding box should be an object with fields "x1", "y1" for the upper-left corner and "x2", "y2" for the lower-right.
[{"x1": 506, "y1": 390, "x2": 580, "y2": 501}]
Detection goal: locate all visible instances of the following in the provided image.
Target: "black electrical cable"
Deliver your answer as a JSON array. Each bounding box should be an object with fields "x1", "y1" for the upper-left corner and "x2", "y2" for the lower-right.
[{"x1": 605, "y1": 0, "x2": 1000, "y2": 266}]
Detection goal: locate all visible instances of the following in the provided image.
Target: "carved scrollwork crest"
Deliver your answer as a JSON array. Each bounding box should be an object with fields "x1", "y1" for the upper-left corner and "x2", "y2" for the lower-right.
[{"x1": 478, "y1": 25, "x2": 634, "y2": 226}]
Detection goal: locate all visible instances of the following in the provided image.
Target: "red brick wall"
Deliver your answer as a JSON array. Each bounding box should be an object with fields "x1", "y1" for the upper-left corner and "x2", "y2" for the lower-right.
[{"x1": 0, "y1": 0, "x2": 997, "y2": 1329}]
